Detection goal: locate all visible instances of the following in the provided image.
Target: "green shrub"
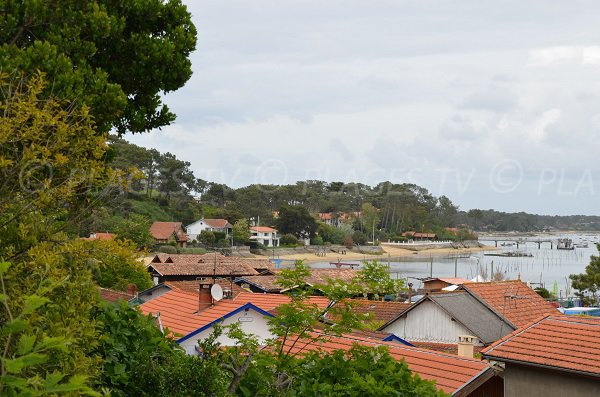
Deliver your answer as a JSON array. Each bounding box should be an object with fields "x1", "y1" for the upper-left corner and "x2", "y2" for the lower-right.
[
  {"x1": 280, "y1": 233, "x2": 299, "y2": 246},
  {"x1": 311, "y1": 236, "x2": 324, "y2": 246},
  {"x1": 158, "y1": 245, "x2": 177, "y2": 254}
]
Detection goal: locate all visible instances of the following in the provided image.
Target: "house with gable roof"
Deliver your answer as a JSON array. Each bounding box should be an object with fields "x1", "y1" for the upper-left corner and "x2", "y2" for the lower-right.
[
  {"x1": 249, "y1": 226, "x2": 279, "y2": 247},
  {"x1": 139, "y1": 289, "x2": 330, "y2": 353},
  {"x1": 150, "y1": 221, "x2": 188, "y2": 247},
  {"x1": 482, "y1": 315, "x2": 600, "y2": 397},
  {"x1": 379, "y1": 280, "x2": 560, "y2": 350},
  {"x1": 278, "y1": 331, "x2": 503, "y2": 396},
  {"x1": 185, "y1": 218, "x2": 232, "y2": 242}
]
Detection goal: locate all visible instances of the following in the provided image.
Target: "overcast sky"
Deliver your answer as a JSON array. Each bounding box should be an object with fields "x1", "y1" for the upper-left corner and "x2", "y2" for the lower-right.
[{"x1": 127, "y1": 0, "x2": 600, "y2": 215}]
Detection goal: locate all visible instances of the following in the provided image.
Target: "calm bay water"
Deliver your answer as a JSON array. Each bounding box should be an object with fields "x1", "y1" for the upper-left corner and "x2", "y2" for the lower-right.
[{"x1": 311, "y1": 233, "x2": 600, "y2": 297}]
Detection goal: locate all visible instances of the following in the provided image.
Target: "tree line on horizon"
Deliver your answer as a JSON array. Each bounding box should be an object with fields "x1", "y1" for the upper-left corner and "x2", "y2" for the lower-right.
[{"x1": 93, "y1": 137, "x2": 600, "y2": 243}]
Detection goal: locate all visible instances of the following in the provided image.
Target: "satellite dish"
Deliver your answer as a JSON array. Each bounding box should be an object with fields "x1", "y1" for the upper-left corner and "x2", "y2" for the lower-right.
[{"x1": 211, "y1": 284, "x2": 223, "y2": 301}]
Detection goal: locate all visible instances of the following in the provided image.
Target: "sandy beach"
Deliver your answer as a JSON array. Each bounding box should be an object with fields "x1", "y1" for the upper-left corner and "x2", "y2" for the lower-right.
[{"x1": 274, "y1": 244, "x2": 494, "y2": 264}]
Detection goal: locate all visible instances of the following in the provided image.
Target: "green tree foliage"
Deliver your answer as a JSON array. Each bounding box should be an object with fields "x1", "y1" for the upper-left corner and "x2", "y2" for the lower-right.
[
  {"x1": 570, "y1": 244, "x2": 600, "y2": 302},
  {"x1": 78, "y1": 239, "x2": 153, "y2": 291},
  {"x1": 276, "y1": 205, "x2": 318, "y2": 239},
  {"x1": 111, "y1": 213, "x2": 155, "y2": 248},
  {"x1": 279, "y1": 234, "x2": 299, "y2": 247},
  {"x1": 357, "y1": 261, "x2": 405, "y2": 299},
  {"x1": 290, "y1": 345, "x2": 447, "y2": 396},
  {"x1": 1, "y1": 0, "x2": 197, "y2": 134},
  {"x1": 93, "y1": 302, "x2": 228, "y2": 396},
  {"x1": 361, "y1": 202, "x2": 380, "y2": 241},
  {"x1": 232, "y1": 219, "x2": 251, "y2": 245},
  {"x1": 0, "y1": 262, "x2": 99, "y2": 397}
]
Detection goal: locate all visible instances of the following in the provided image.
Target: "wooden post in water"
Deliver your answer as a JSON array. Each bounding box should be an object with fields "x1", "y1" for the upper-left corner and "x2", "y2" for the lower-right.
[{"x1": 454, "y1": 257, "x2": 458, "y2": 278}]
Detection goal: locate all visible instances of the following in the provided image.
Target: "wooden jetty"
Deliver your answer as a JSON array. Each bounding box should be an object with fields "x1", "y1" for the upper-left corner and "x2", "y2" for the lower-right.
[{"x1": 481, "y1": 237, "x2": 554, "y2": 249}]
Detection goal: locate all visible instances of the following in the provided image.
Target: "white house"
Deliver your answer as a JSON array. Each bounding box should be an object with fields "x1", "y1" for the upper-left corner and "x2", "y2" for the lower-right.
[
  {"x1": 139, "y1": 290, "x2": 330, "y2": 354},
  {"x1": 186, "y1": 218, "x2": 232, "y2": 242},
  {"x1": 378, "y1": 292, "x2": 513, "y2": 346},
  {"x1": 249, "y1": 226, "x2": 280, "y2": 247}
]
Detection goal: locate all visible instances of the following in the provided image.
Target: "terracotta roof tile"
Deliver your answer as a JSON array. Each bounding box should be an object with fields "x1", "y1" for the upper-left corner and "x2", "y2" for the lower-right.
[
  {"x1": 139, "y1": 290, "x2": 330, "y2": 338},
  {"x1": 98, "y1": 287, "x2": 134, "y2": 303},
  {"x1": 148, "y1": 255, "x2": 274, "y2": 277},
  {"x1": 232, "y1": 292, "x2": 330, "y2": 309},
  {"x1": 278, "y1": 331, "x2": 491, "y2": 394},
  {"x1": 201, "y1": 219, "x2": 232, "y2": 228},
  {"x1": 236, "y1": 268, "x2": 359, "y2": 293},
  {"x1": 166, "y1": 279, "x2": 245, "y2": 298},
  {"x1": 344, "y1": 299, "x2": 412, "y2": 324},
  {"x1": 150, "y1": 262, "x2": 260, "y2": 277},
  {"x1": 462, "y1": 280, "x2": 559, "y2": 327},
  {"x1": 250, "y1": 226, "x2": 277, "y2": 232},
  {"x1": 82, "y1": 232, "x2": 116, "y2": 241},
  {"x1": 150, "y1": 222, "x2": 188, "y2": 241},
  {"x1": 482, "y1": 315, "x2": 600, "y2": 377}
]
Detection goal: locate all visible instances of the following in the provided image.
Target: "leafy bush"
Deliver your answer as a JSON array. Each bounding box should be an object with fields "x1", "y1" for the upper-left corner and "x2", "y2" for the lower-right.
[
  {"x1": 352, "y1": 231, "x2": 368, "y2": 245},
  {"x1": 199, "y1": 231, "x2": 216, "y2": 245},
  {"x1": 343, "y1": 236, "x2": 354, "y2": 249},
  {"x1": 311, "y1": 236, "x2": 324, "y2": 246},
  {"x1": 158, "y1": 245, "x2": 178, "y2": 254},
  {"x1": 280, "y1": 234, "x2": 299, "y2": 246}
]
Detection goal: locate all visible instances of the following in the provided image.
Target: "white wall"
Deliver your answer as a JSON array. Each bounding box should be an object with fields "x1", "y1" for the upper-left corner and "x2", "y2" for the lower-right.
[
  {"x1": 178, "y1": 308, "x2": 273, "y2": 354},
  {"x1": 382, "y1": 300, "x2": 481, "y2": 345}
]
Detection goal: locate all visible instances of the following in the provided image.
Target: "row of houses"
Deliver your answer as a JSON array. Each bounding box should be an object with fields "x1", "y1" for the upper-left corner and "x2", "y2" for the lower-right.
[
  {"x1": 149, "y1": 220, "x2": 280, "y2": 247},
  {"x1": 100, "y1": 255, "x2": 600, "y2": 396}
]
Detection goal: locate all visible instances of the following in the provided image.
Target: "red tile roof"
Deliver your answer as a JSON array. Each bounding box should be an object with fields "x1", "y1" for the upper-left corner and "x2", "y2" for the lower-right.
[
  {"x1": 148, "y1": 254, "x2": 274, "y2": 277},
  {"x1": 150, "y1": 222, "x2": 188, "y2": 241},
  {"x1": 166, "y1": 279, "x2": 245, "y2": 298},
  {"x1": 139, "y1": 290, "x2": 331, "y2": 337},
  {"x1": 233, "y1": 292, "x2": 330, "y2": 310},
  {"x1": 344, "y1": 299, "x2": 412, "y2": 324},
  {"x1": 237, "y1": 268, "x2": 359, "y2": 292},
  {"x1": 149, "y1": 262, "x2": 261, "y2": 277},
  {"x1": 462, "y1": 280, "x2": 560, "y2": 327},
  {"x1": 436, "y1": 278, "x2": 468, "y2": 285},
  {"x1": 250, "y1": 226, "x2": 277, "y2": 232},
  {"x1": 83, "y1": 232, "x2": 116, "y2": 241},
  {"x1": 98, "y1": 287, "x2": 134, "y2": 303},
  {"x1": 278, "y1": 331, "x2": 492, "y2": 395},
  {"x1": 482, "y1": 315, "x2": 600, "y2": 377},
  {"x1": 318, "y1": 213, "x2": 334, "y2": 220},
  {"x1": 140, "y1": 290, "x2": 250, "y2": 336},
  {"x1": 202, "y1": 219, "x2": 232, "y2": 228}
]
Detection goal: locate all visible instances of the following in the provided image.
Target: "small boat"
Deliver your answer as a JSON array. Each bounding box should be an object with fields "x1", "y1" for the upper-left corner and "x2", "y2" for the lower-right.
[
  {"x1": 575, "y1": 243, "x2": 589, "y2": 248},
  {"x1": 557, "y1": 238, "x2": 575, "y2": 250}
]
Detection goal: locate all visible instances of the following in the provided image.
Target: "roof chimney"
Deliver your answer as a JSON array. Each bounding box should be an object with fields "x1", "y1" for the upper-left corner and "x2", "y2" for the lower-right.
[
  {"x1": 457, "y1": 335, "x2": 477, "y2": 358},
  {"x1": 126, "y1": 284, "x2": 137, "y2": 296},
  {"x1": 197, "y1": 281, "x2": 213, "y2": 312}
]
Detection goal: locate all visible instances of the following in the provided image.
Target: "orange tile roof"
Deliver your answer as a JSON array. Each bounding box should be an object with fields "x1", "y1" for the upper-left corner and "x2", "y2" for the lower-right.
[
  {"x1": 237, "y1": 268, "x2": 359, "y2": 292},
  {"x1": 482, "y1": 315, "x2": 600, "y2": 377},
  {"x1": 139, "y1": 290, "x2": 331, "y2": 338},
  {"x1": 83, "y1": 232, "x2": 116, "y2": 241},
  {"x1": 250, "y1": 226, "x2": 277, "y2": 232},
  {"x1": 141, "y1": 290, "x2": 262, "y2": 337},
  {"x1": 150, "y1": 222, "x2": 188, "y2": 241},
  {"x1": 166, "y1": 279, "x2": 245, "y2": 298},
  {"x1": 436, "y1": 278, "x2": 468, "y2": 285},
  {"x1": 462, "y1": 280, "x2": 559, "y2": 327},
  {"x1": 278, "y1": 331, "x2": 491, "y2": 395},
  {"x1": 98, "y1": 287, "x2": 134, "y2": 303},
  {"x1": 233, "y1": 292, "x2": 330, "y2": 310},
  {"x1": 150, "y1": 262, "x2": 261, "y2": 277},
  {"x1": 201, "y1": 219, "x2": 232, "y2": 228},
  {"x1": 345, "y1": 299, "x2": 412, "y2": 324},
  {"x1": 153, "y1": 253, "x2": 273, "y2": 270}
]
